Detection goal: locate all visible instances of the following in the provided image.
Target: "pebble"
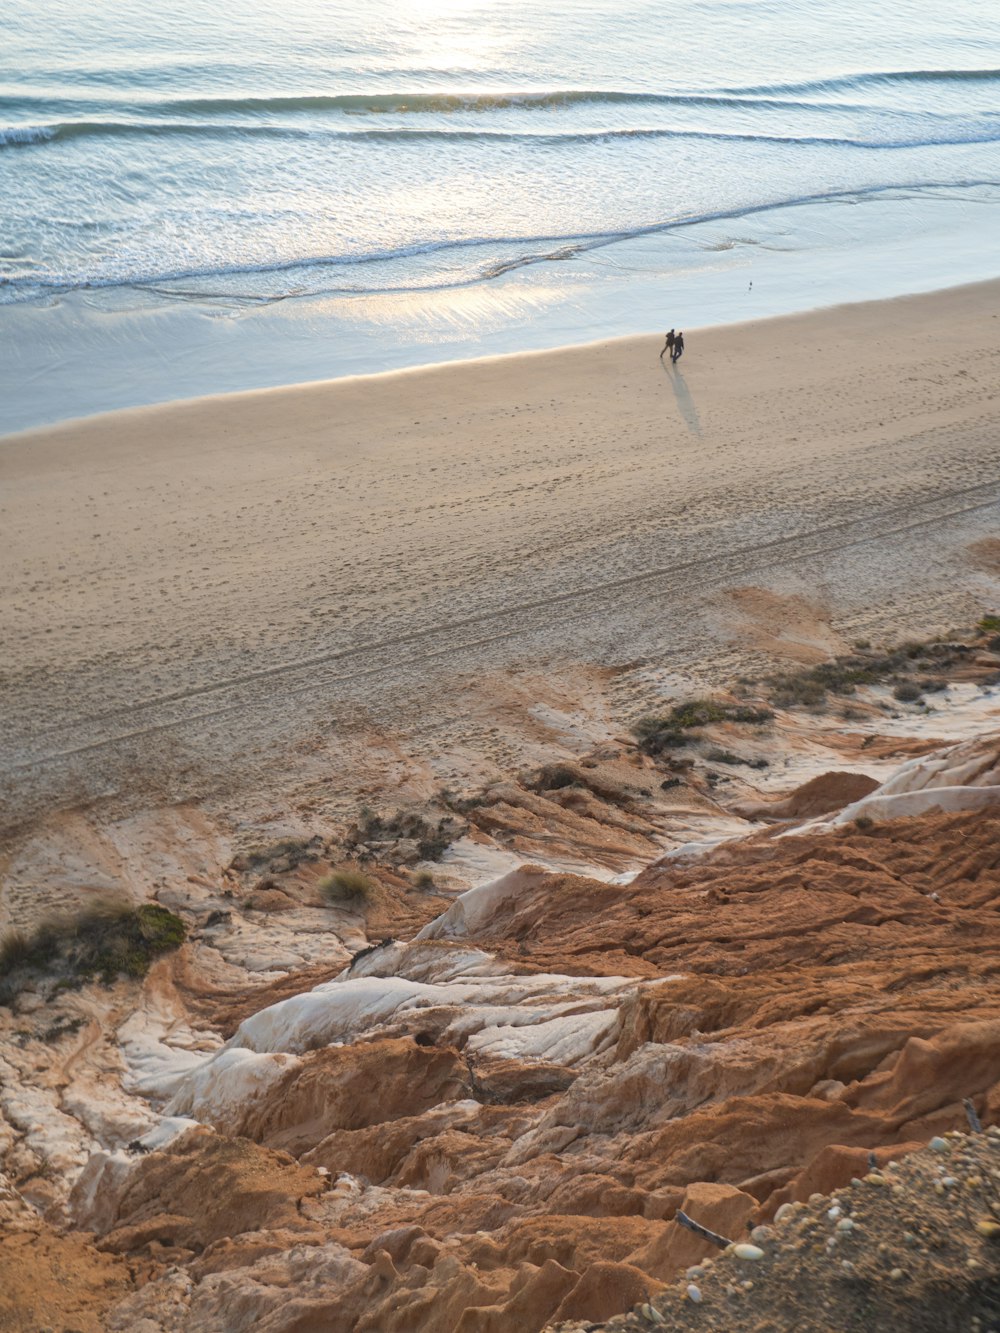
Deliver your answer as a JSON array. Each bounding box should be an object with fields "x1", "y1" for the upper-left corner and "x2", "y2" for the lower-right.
[
  {"x1": 841, "y1": 1260, "x2": 855, "y2": 1274},
  {"x1": 732, "y1": 1243, "x2": 765, "y2": 1261},
  {"x1": 890, "y1": 1268, "x2": 905, "y2": 1281},
  {"x1": 827, "y1": 1205, "x2": 842, "y2": 1220},
  {"x1": 742, "y1": 1280, "x2": 754, "y2": 1290},
  {"x1": 685, "y1": 1285, "x2": 702, "y2": 1305},
  {"x1": 837, "y1": 1218, "x2": 856, "y2": 1233},
  {"x1": 865, "y1": 1172, "x2": 887, "y2": 1186},
  {"x1": 685, "y1": 1266, "x2": 704, "y2": 1281},
  {"x1": 930, "y1": 1136, "x2": 949, "y2": 1152},
  {"x1": 809, "y1": 1192, "x2": 825, "y2": 1204},
  {"x1": 941, "y1": 1176, "x2": 958, "y2": 1188},
  {"x1": 975, "y1": 1220, "x2": 1000, "y2": 1240},
  {"x1": 774, "y1": 1203, "x2": 795, "y2": 1222},
  {"x1": 750, "y1": 1226, "x2": 772, "y2": 1244},
  {"x1": 967, "y1": 1176, "x2": 983, "y2": 1189},
  {"x1": 639, "y1": 1303, "x2": 665, "y2": 1324}
]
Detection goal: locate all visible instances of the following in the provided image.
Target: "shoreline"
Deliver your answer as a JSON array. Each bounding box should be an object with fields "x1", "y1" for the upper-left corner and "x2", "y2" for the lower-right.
[
  {"x1": 6, "y1": 272, "x2": 1000, "y2": 446},
  {"x1": 3, "y1": 277, "x2": 1000, "y2": 834},
  {"x1": 3, "y1": 182, "x2": 1000, "y2": 437}
]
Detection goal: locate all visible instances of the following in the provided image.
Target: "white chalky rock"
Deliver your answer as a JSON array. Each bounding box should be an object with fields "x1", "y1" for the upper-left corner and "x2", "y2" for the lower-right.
[
  {"x1": 732, "y1": 1243, "x2": 765, "y2": 1261},
  {"x1": 686, "y1": 1284, "x2": 703, "y2": 1303}
]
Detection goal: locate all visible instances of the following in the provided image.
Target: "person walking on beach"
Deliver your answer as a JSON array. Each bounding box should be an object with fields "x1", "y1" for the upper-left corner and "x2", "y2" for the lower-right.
[
  {"x1": 660, "y1": 329, "x2": 676, "y2": 360},
  {"x1": 671, "y1": 331, "x2": 685, "y2": 363}
]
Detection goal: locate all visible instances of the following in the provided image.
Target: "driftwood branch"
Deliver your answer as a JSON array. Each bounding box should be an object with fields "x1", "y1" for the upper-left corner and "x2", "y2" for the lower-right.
[{"x1": 675, "y1": 1210, "x2": 733, "y2": 1250}]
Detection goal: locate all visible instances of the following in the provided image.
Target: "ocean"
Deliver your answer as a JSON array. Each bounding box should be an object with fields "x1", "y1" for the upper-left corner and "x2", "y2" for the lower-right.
[{"x1": 3, "y1": 0, "x2": 1000, "y2": 430}]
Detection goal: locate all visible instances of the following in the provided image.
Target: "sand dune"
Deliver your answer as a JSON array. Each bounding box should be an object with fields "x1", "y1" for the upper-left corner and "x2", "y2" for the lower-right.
[{"x1": 3, "y1": 280, "x2": 1000, "y2": 826}]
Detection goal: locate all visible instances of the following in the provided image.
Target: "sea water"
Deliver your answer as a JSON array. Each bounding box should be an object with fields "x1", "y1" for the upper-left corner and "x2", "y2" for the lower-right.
[{"x1": 2, "y1": 0, "x2": 1000, "y2": 430}]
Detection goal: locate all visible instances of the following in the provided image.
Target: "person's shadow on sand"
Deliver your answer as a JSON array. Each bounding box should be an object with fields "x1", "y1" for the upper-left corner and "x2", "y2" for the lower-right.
[{"x1": 661, "y1": 359, "x2": 701, "y2": 436}]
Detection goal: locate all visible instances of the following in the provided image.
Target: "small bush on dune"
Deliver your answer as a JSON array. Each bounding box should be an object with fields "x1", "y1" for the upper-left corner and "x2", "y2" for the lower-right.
[
  {"x1": 319, "y1": 869, "x2": 376, "y2": 908},
  {"x1": 349, "y1": 808, "x2": 460, "y2": 863},
  {"x1": 530, "y1": 763, "x2": 582, "y2": 792},
  {"x1": 633, "y1": 716, "x2": 686, "y2": 756},
  {"x1": 892, "y1": 681, "x2": 923, "y2": 703},
  {"x1": 768, "y1": 660, "x2": 880, "y2": 708},
  {"x1": 0, "y1": 900, "x2": 186, "y2": 1005},
  {"x1": 238, "y1": 837, "x2": 317, "y2": 870},
  {"x1": 0, "y1": 930, "x2": 33, "y2": 974},
  {"x1": 633, "y1": 699, "x2": 773, "y2": 756}
]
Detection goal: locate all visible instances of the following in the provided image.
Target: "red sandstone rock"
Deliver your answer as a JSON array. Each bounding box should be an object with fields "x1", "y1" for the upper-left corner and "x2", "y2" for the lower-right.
[
  {"x1": 550, "y1": 1261, "x2": 664, "y2": 1324},
  {"x1": 95, "y1": 1128, "x2": 325, "y2": 1256},
  {"x1": 628, "y1": 1181, "x2": 756, "y2": 1278},
  {"x1": 734, "y1": 770, "x2": 880, "y2": 820},
  {"x1": 51, "y1": 807, "x2": 1000, "y2": 1328},
  {"x1": 231, "y1": 1037, "x2": 469, "y2": 1153}
]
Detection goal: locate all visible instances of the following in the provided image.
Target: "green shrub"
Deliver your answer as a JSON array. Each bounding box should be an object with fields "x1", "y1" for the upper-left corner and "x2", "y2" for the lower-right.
[
  {"x1": 706, "y1": 748, "x2": 742, "y2": 765},
  {"x1": 768, "y1": 660, "x2": 881, "y2": 708},
  {"x1": 414, "y1": 870, "x2": 436, "y2": 890},
  {"x1": 633, "y1": 716, "x2": 686, "y2": 756},
  {"x1": 0, "y1": 901, "x2": 186, "y2": 1004},
  {"x1": 633, "y1": 700, "x2": 773, "y2": 756},
  {"x1": 319, "y1": 869, "x2": 376, "y2": 907},
  {"x1": 854, "y1": 814, "x2": 874, "y2": 831},
  {"x1": 530, "y1": 763, "x2": 581, "y2": 792},
  {"x1": 0, "y1": 929, "x2": 33, "y2": 974},
  {"x1": 417, "y1": 821, "x2": 456, "y2": 862},
  {"x1": 243, "y1": 837, "x2": 314, "y2": 868},
  {"x1": 978, "y1": 615, "x2": 1000, "y2": 635},
  {"x1": 350, "y1": 808, "x2": 460, "y2": 863},
  {"x1": 893, "y1": 681, "x2": 923, "y2": 703}
]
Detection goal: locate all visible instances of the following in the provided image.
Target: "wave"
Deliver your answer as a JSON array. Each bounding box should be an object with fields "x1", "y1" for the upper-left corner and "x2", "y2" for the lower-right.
[
  {"x1": 4, "y1": 68, "x2": 999, "y2": 124},
  {"x1": 0, "y1": 124, "x2": 57, "y2": 146},
  {"x1": 4, "y1": 117, "x2": 999, "y2": 153},
  {"x1": 124, "y1": 69, "x2": 1000, "y2": 115},
  {"x1": 722, "y1": 67, "x2": 1000, "y2": 99},
  {"x1": 4, "y1": 178, "x2": 997, "y2": 305}
]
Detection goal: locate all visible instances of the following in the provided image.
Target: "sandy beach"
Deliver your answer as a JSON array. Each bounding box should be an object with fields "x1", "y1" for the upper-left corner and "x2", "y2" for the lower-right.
[{"x1": 3, "y1": 279, "x2": 1000, "y2": 828}]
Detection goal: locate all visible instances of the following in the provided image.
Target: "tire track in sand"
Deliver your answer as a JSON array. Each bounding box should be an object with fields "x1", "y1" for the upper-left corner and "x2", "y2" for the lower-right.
[{"x1": 6, "y1": 477, "x2": 999, "y2": 774}]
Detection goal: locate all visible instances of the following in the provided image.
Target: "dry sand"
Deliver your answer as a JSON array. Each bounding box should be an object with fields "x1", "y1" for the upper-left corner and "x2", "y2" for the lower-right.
[{"x1": 3, "y1": 279, "x2": 1000, "y2": 829}]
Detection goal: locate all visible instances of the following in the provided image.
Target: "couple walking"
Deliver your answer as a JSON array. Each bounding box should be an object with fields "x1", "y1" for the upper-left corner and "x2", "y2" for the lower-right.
[{"x1": 659, "y1": 328, "x2": 685, "y2": 363}]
